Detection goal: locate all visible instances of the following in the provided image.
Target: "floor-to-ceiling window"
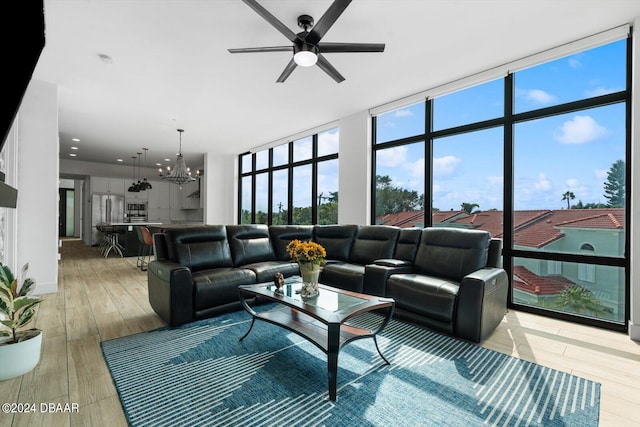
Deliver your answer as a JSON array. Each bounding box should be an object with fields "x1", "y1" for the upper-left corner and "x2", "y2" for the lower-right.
[
  {"x1": 239, "y1": 127, "x2": 339, "y2": 225},
  {"x1": 372, "y1": 35, "x2": 629, "y2": 331}
]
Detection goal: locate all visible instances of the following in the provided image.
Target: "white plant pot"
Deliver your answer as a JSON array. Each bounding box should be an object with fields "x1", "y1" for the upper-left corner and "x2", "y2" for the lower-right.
[{"x1": 0, "y1": 330, "x2": 43, "y2": 381}]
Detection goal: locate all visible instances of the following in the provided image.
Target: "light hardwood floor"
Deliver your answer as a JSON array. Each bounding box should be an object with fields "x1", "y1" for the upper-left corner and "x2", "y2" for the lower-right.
[{"x1": 1, "y1": 239, "x2": 639, "y2": 426}]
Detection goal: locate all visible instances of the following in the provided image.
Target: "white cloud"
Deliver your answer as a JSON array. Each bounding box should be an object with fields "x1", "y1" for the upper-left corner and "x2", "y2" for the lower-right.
[
  {"x1": 394, "y1": 109, "x2": 414, "y2": 118},
  {"x1": 534, "y1": 173, "x2": 552, "y2": 191},
  {"x1": 516, "y1": 88, "x2": 557, "y2": 105},
  {"x1": 487, "y1": 175, "x2": 503, "y2": 186},
  {"x1": 433, "y1": 155, "x2": 460, "y2": 177},
  {"x1": 584, "y1": 86, "x2": 620, "y2": 97},
  {"x1": 318, "y1": 129, "x2": 339, "y2": 153},
  {"x1": 377, "y1": 146, "x2": 407, "y2": 168},
  {"x1": 554, "y1": 115, "x2": 607, "y2": 144},
  {"x1": 595, "y1": 169, "x2": 607, "y2": 180},
  {"x1": 568, "y1": 58, "x2": 582, "y2": 68},
  {"x1": 565, "y1": 178, "x2": 580, "y2": 188},
  {"x1": 523, "y1": 89, "x2": 557, "y2": 105}
]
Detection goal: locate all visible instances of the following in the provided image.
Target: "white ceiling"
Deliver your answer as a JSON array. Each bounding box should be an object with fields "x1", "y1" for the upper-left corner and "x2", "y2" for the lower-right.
[{"x1": 35, "y1": 0, "x2": 640, "y2": 170}]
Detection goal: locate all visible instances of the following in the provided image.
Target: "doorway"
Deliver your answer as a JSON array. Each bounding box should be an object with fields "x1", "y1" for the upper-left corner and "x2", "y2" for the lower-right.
[{"x1": 58, "y1": 188, "x2": 75, "y2": 237}]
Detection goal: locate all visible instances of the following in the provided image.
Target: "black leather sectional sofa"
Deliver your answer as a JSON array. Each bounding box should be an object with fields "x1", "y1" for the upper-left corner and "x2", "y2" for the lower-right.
[{"x1": 147, "y1": 224, "x2": 508, "y2": 343}]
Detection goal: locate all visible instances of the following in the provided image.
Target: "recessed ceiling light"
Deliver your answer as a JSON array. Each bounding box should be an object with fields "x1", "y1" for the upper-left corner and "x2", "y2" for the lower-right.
[
  {"x1": 69, "y1": 153, "x2": 77, "y2": 157},
  {"x1": 155, "y1": 163, "x2": 162, "y2": 166},
  {"x1": 117, "y1": 159, "x2": 123, "y2": 162},
  {"x1": 72, "y1": 138, "x2": 80, "y2": 142},
  {"x1": 98, "y1": 53, "x2": 113, "y2": 64},
  {"x1": 70, "y1": 146, "x2": 79, "y2": 150},
  {"x1": 164, "y1": 158, "x2": 171, "y2": 162}
]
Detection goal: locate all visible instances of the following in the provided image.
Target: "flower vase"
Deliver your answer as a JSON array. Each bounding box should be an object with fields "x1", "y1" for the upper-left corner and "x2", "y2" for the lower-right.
[{"x1": 298, "y1": 262, "x2": 320, "y2": 297}]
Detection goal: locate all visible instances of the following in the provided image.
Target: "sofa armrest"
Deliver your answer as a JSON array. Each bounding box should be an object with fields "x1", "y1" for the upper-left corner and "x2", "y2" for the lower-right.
[
  {"x1": 373, "y1": 258, "x2": 412, "y2": 268},
  {"x1": 147, "y1": 260, "x2": 195, "y2": 326},
  {"x1": 364, "y1": 261, "x2": 414, "y2": 296},
  {"x1": 455, "y1": 267, "x2": 508, "y2": 343}
]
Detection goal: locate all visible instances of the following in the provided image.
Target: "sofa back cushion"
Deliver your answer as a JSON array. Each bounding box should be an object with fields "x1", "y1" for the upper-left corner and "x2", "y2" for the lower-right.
[
  {"x1": 313, "y1": 225, "x2": 358, "y2": 262},
  {"x1": 413, "y1": 227, "x2": 490, "y2": 281},
  {"x1": 226, "y1": 225, "x2": 275, "y2": 266},
  {"x1": 393, "y1": 228, "x2": 422, "y2": 262},
  {"x1": 349, "y1": 225, "x2": 400, "y2": 265},
  {"x1": 164, "y1": 225, "x2": 233, "y2": 271},
  {"x1": 269, "y1": 225, "x2": 315, "y2": 261}
]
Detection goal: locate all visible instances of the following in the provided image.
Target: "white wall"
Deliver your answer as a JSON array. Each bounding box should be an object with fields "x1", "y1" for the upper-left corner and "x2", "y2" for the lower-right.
[
  {"x1": 203, "y1": 152, "x2": 236, "y2": 225},
  {"x1": 629, "y1": 17, "x2": 640, "y2": 341},
  {"x1": 337, "y1": 110, "x2": 371, "y2": 225},
  {"x1": 17, "y1": 79, "x2": 59, "y2": 295}
]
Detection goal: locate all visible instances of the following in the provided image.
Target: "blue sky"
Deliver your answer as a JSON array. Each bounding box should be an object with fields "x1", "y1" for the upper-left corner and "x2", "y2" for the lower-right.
[{"x1": 375, "y1": 38, "x2": 627, "y2": 212}]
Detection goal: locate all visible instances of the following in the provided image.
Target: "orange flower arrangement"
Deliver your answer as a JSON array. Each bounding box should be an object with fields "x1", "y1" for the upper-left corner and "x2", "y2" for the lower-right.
[{"x1": 285, "y1": 240, "x2": 327, "y2": 266}]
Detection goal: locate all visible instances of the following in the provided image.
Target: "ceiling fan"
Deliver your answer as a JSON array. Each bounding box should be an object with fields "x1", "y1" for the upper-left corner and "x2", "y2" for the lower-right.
[{"x1": 228, "y1": 0, "x2": 385, "y2": 83}]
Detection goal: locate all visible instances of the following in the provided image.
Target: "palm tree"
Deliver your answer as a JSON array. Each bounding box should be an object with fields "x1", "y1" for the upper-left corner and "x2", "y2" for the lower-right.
[
  {"x1": 555, "y1": 285, "x2": 605, "y2": 316},
  {"x1": 561, "y1": 191, "x2": 575, "y2": 209},
  {"x1": 461, "y1": 202, "x2": 480, "y2": 213}
]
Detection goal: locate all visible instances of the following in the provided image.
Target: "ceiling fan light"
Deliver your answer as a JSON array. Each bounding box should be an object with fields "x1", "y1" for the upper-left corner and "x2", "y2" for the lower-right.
[{"x1": 294, "y1": 50, "x2": 317, "y2": 67}]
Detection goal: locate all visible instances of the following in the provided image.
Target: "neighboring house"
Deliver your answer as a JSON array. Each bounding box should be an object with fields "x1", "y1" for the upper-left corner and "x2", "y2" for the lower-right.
[{"x1": 378, "y1": 208, "x2": 625, "y2": 320}]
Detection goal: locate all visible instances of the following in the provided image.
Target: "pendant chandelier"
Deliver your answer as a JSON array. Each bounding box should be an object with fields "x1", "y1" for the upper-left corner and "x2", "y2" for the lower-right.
[
  {"x1": 138, "y1": 147, "x2": 153, "y2": 190},
  {"x1": 127, "y1": 155, "x2": 140, "y2": 192},
  {"x1": 163, "y1": 128, "x2": 196, "y2": 187}
]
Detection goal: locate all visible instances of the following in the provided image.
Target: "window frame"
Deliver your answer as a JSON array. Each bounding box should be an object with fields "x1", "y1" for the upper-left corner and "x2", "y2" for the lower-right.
[
  {"x1": 238, "y1": 129, "x2": 339, "y2": 225},
  {"x1": 371, "y1": 36, "x2": 631, "y2": 332}
]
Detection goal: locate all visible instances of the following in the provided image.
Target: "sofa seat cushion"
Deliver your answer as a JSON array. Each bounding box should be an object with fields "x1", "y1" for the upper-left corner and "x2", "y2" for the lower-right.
[
  {"x1": 387, "y1": 274, "x2": 460, "y2": 323},
  {"x1": 321, "y1": 263, "x2": 365, "y2": 293},
  {"x1": 241, "y1": 261, "x2": 299, "y2": 282},
  {"x1": 192, "y1": 268, "x2": 256, "y2": 311}
]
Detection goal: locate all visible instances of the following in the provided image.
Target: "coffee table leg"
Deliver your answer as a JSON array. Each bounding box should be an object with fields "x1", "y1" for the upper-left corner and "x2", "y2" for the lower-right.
[
  {"x1": 239, "y1": 317, "x2": 255, "y2": 342},
  {"x1": 327, "y1": 323, "x2": 340, "y2": 401}
]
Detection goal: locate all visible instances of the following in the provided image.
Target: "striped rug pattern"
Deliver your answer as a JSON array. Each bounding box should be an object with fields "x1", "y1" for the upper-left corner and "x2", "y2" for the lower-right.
[{"x1": 102, "y1": 309, "x2": 600, "y2": 427}]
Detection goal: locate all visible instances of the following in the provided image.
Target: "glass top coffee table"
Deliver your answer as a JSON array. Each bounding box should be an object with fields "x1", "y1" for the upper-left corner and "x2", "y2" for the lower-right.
[{"x1": 238, "y1": 279, "x2": 395, "y2": 401}]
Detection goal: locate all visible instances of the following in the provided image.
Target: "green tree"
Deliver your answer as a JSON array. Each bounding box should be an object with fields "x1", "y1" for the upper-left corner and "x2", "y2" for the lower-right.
[
  {"x1": 555, "y1": 285, "x2": 605, "y2": 316},
  {"x1": 561, "y1": 191, "x2": 575, "y2": 209},
  {"x1": 603, "y1": 160, "x2": 625, "y2": 208},
  {"x1": 461, "y1": 202, "x2": 480, "y2": 213},
  {"x1": 375, "y1": 175, "x2": 423, "y2": 215}
]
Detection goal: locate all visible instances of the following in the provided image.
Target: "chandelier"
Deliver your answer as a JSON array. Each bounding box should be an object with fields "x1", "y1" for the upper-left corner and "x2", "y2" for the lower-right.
[
  {"x1": 163, "y1": 128, "x2": 196, "y2": 187},
  {"x1": 138, "y1": 147, "x2": 153, "y2": 190}
]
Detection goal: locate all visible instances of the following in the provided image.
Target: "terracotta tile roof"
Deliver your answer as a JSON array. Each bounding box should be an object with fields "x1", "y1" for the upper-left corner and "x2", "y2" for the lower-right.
[
  {"x1": 513, "y1": 265, "x2": 575, "y2": 295},
  {"x1": 376, "y1": 208, "x2": 625, "y2": 248},
  {"x1": 377, "y1": 211, "x2": 424, "y2": 228}
]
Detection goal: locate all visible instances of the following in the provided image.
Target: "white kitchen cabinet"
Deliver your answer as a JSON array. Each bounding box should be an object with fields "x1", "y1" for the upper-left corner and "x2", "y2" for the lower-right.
[
  {"x1": 148, "y1": 181, "x2": 170, "y2": 209},
  {"x1": 109, "y1": 178, "x2": 125, "y2": 194},
  {"x1": 92, "y1": 177, "x2": 125, "y2": 194},
  {"x1": 181, "y1": 179, "x2": 201, "y2": 209}
]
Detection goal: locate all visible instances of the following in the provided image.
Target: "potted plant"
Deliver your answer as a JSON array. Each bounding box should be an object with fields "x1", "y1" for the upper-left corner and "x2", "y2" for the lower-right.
[
  {"x1": 0, "y1": 262, "x2": 43, "y2": 381},
  {"x1": 286, "y1": 239, "x2": 326, "y2": 297}
]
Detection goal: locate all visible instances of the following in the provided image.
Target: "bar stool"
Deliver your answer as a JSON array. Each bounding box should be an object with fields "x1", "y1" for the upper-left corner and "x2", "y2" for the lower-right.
[
  {"x1": 98, "y1": 225, "x2": 124, "y2": 258},
  {"x1": 136, "y1": 226, "x2": 154, "y2": 271}
]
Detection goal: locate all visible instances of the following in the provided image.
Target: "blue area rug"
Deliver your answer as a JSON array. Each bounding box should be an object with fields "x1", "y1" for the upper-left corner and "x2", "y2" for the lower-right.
[{"x1": 101, "y1": 306, "x2": 600, "y2": 426}]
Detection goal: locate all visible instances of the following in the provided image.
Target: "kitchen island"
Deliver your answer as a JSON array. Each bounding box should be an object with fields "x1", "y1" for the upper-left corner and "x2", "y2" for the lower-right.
[
  {"x1": 103, "y1": 222, "x2": 164, "y2": 257},
  {"x1": 102, "y1": 222, "x2": 204, "y2": 257}
]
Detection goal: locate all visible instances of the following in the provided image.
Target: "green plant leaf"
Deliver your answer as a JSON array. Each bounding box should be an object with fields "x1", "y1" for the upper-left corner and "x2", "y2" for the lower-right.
[
  {"x1": 15, "y1": 308, "x2": 36, "y2": 329},
  {"x1": 13, "y1": 296, "x2": 41, "y2": 313},
  {"x1": 18, "y1": 278, "x2": 35, "y2": 297},
  {"x1": 0, "y1": 264, "x2": 15, "y2": 287}
]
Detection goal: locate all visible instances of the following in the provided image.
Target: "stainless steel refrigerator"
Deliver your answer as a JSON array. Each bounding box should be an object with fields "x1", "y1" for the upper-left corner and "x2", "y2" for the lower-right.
[{"x1": 91, "y1": 193, "x2": 124, "y2": 245}]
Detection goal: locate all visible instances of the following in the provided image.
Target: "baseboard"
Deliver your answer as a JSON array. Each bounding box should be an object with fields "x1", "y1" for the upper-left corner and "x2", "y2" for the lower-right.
[
  {"x1": 35, "y1": 281, "x2": 58, "y2": 295},
  {"x1": 629, "y1": 320, "x2": 640, "y2": 342}
]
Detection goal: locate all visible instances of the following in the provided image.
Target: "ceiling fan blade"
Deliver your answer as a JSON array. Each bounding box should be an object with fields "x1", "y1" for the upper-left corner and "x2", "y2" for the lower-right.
[
  {"x1": 318, "y1": 42, "x2": 385, "y2": 53},
  {"x1": 306, "y1": 0, "x2": 352, "y2": 45},
  {"x1": 241, "y1": 0, "x2": 297, "y2": 42},
  {"x1": 276, "y1": 58, "x2": 298, "y2": 83},
  {"x1": 228, "y1": 46, "x2": 292, "y2": 54},
  {"x1": 316, "y1": 54, "x2": 345, "y2": 83}
]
